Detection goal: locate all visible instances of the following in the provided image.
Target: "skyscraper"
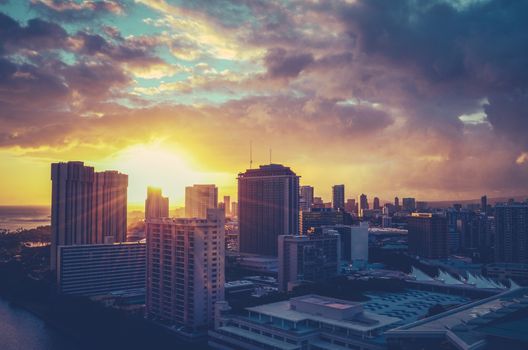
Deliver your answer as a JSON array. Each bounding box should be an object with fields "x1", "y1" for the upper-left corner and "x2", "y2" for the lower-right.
[
  {"x1": 278, "y1": 231, "x2": 340, "y2": 292},
  {"x1": 51, "y1": 161, "x2": 128, "y2": 270},
  {"x1": 238, "y1": 164, "x2": 299, "y2": 256},
  {"x1": 345, "y1": 199, "x2": 357, "y2": 214},
  {"x1": 407, "y1": 213, "x2": 447, "y2": 259},
  {"x1": 300, "y1": 185, "x2": 314, "y2": 212},
  {"x1": 224, "y1": 195, "x2": 231, "y2": 216},
  {"x1": 481, "y1": 195, "x2": 487, "y2": 214},
  {"x1": 231, "y1": 201, "x2": 238, "y2": 218},
  {"x1": 373, "y1": 197, "x2": 380, "y2": 210},
  {"x1": 332, "y1": 184, "x2": 345, "y2": 211},
  {"x1": 358, "y1": 194, "x2": 369, "y2": 215},
  {"x1": 146, "y1": 209, "x2": 225, "y2": 331},
  {"x1": 394, "y1": 197, "x2": 400, "y2": 210},
  {"x1": 402, "y1": 197, "x2": 416, "y2": 212},
  {"x1": 185, "y1": 184, "x2": 218, "y2": 218},
  {"x1": 495, "y1": 203, "x2": 528, "y2": 263},
  {"x1": 145, "y1": 186, "x2": 169, "y2": 219}
]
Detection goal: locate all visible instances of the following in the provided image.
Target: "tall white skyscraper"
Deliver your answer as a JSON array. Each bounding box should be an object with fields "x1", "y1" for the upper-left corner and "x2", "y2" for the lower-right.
[
  {"x1": 50, "y1": 161, "x2": 128, "y2": 270},
  {"x1": 145, "y1": 187, "x2": 169, "y2": 219},
  {"x1": 185, "y1": 184, "x2": 218, "y2": 218},
  {"x1": 146, "y1": 209, "x2": 225, "y2": 331}
]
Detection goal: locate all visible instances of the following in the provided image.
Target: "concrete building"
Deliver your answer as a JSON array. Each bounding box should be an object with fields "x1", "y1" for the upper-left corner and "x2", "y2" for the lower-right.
[
  {"x1": 407, "y1": 213, "x2": 448, "y2": 259},
  {"x1": 359, "y1": 193, "x2": 369, "y2": 213},
  {"x1": 402, "y1": 198, "x2": 416, "y2": 212},
  {"x1": 345, "y1": 199, "x2": 357, "y2": 214},
  {"x1": 146, "y1": 209, "x2": 225, "y2": 332},
  {"x1": 373, "y1": 197, "x2": 380, "y2": 210},
  {"x1": 238, "y1": 164, "x2": 299, "y2": 257},
  {"x1": 301, "y1": 208, "x2": 350, "y2": 234},
  {"x1": 223, "y1": 195, "x2": 231, "y2": 216},
  {"x1": 231, "y1": 201, "x2": 238, "y2": 218},
  {"x1": 300, "y1": 185, "x2": 314, "y2": 212},
  {"x1": 145, "y1": 186, "x2": 169, "y2": 219},
  {"x1": 332, "y1": 184, "x2": 345, "y2": 211},
  {"x1": 278, "y1": 232, "x2": 340, "y2": 292},
  {"x1": 50, "y1": 161, "x2": 128, "y2": 270},
  {"x1": 185, "y1": 184, "x2": 218, "y2": 219},
  {"x1": 415, "y1": 201, "x2": 428, "y2": 211},
  {"x1": 57, "y1": 242, "x2": 145, "y2": 296},
  {"x1": 495, "y1": 202, "x2": 528, "y2": 263},
  {"x1": 321, "y1": 223, "x2": 369, "y2": 262},
  {"x1": 394, "y1": 197, "x2": 400, "y2": 210},
  {"x1": 209, "y1": 294, "x2": 401, "y2": 350}
]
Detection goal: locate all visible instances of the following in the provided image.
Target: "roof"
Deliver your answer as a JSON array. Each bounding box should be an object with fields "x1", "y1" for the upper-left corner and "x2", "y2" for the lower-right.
[{"x1": 238, "y1": 164, "x2": 298, "y2": 178}]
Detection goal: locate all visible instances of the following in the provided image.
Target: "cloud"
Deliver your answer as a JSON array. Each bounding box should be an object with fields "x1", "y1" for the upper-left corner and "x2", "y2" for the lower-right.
[
  {"x1": 264, "y1": 48, "x2": 314, "y2": 78},
  {"x1": 30, "y1": 0, "x2": 125, "y2": 21}
]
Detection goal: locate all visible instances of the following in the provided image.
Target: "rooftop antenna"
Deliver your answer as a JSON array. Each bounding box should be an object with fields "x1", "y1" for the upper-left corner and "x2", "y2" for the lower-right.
[{"x1": 249, "y1": 140, "x2": 253, "y2": 169}]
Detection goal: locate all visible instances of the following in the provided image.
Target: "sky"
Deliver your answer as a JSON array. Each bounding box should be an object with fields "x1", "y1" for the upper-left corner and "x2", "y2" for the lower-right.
[{"x1": 0, "y1": 0, "x2": 527, "y2": 207}]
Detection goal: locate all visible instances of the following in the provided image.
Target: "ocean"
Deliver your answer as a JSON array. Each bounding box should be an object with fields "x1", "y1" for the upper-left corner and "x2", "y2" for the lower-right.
[{"x1": 0, "y1": 206, "x2": 51, "y2": 231}]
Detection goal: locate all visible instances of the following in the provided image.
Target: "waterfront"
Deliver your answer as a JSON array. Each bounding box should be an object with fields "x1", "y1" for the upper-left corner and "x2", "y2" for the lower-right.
[
  {"x1": 0, "y1": 297, "x2": 78, "y2": 350},
  {"x1": 0, "y1": 206, "x2": 50, "y2": 231}
]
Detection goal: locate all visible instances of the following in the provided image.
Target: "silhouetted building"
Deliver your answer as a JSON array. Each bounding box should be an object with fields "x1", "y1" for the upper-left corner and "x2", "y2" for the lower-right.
[
  {"x1": 278, "y1": 232, "x2": 340, "y2": 292},
  {"x1": 301, "y1": 208, "x2": 350, "y2": 234},
  {"x1": 495, "y1": 203, "x2": 528, "y2": 263},
  {"x1": 238, "y1": 164, "x2": 299, "y2": 256},
  {"x1": 407, "y1": 213, "x2": 447, "y2": 259},
  {"x1": 231, "y1": 201, "x2": 238, "y2": 217},
  {"x1": 358, "y1": 194, "x2": 369, "y2": 213},
  {"x1": 185, "y1": 184, "x2": 218, "y2": 218},
  {"x1": 145, "y1": 187, "x2": 169, "y2": 219},
  {"x1": 373, "y1": 197, "x2": 380, "y2": 210},
  {"x1": 57, "y1": 242, "x2": 145, "y2": 296},
  {"x1": 402, "y1": 197, "x2": 416, "y2": 212},
  {"x1": 51, "y1": 161, "x2": 128, "y2": 270},
  {"x1": 332, "y1": 184, "x2": 345, "y2": 211},
  {"x1": 224, "y1": 195, "x2": 231, "y2": 216},
  {"x1": 416, "y1": 201, "x2": 428, "y2": 211},
  {"x1": 345, "y1": 199, "x2": 357, "y2": 214},
  {"x1": 481, "y1": 195, "x2": 487, "y2": 214},
  {"x1": 300, "y1": 185, "x2": 314, "y2": 211},
  {"x1": 394, "y1": 196, "x2": 400, "y2": 210},
  {"x1": 146, "y1": 209, "x2": 225, "y2": 331},
  {"x1": 312, "y1": 197, "x2": 324, "y2": 209}
]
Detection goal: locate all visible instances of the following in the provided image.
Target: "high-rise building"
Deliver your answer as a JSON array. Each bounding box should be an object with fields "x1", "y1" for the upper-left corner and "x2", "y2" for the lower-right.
[
  {"x1": 185, "y1": 184, "x2": 218, "y2": 218},
  {"x1": 238, "y1": 164, "x2": 299, "y2": 256},
  {"x1": 321, "y1": 223, "x2": 369, "y2": 262},
  {"x1": 278, "y1": 231, "x2": 340, "y2": 292},
  {"x1": 312, "y1": 197, "x2": 325, "y2": 209},
  {"x1": 231, "y1": 201, "x2": 238, "y2": 218},
  {"x1": 145, "y1": 187, "x2": 169, "y2": 219},
  {"x1": 402, "y1": 197, "x2": 416, "y2": 212},
  {"x1": 481, "y1": 195, "x2": 487, "y2": 214},
  {"x1": 224, "y1": 195, "x2": 231, "y2": 216},
  {"x1": 358, "y1": 193, "x2": 369, "y2": 212},
  {"x1": 394, "y1": 197, "x2": 400, "y2": 210},
  {"x1": 57, "y1": 242, "x2": 145, "y2": 296},
  {"x1": 146, "y1": 209, "x2": 225, "y2": 331},
  {"x1": 416, "y1": 201, "x2": 428, "y2": 211},
  {"x1": 301, "y1": 208, "x2": 350, "y2": 234},
  {"x1": 373, "y1": 197, "x2": 380, "y2": 210},
  {"x1": 407, "y1": 213, "x2": 447, "y2": 259},
  {"x1": 495, "y1": 203, "x2": 528, "y2": 263},
  {"x1": 345, "y1": 199, "x2": 357, "y2": 214},
  {"x1": 300, "y1": 185, "x2": 314, "y2": 212},
  {"x1": 332, "y1": 185, "x2": 345, "y2": 211},
  {"x1": 51, "y1": 161, "x2": 128, "y2": 270}
]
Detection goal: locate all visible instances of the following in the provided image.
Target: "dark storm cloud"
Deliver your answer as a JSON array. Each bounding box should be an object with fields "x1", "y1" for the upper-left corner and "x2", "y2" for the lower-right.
[
  {"x1": 264, "y1": 48, "x2": 314, "y2": 78},
  {"x1": 0, "y1": 12, "x2": 68, "y2": 52},
  {"x1": 30, "y1": 0, "x2": 124, "y2": 21}
]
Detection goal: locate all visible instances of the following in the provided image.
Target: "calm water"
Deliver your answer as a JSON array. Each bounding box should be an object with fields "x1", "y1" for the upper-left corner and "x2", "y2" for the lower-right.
[
  {"x1": 0, "y1": 206, "x2": 50, "y2": 231},
  {"x1": 0, "y1": 298, "x2": 78, "y2": 350}
]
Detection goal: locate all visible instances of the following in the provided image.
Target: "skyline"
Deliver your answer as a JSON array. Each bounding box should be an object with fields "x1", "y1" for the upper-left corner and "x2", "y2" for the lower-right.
[{"x1": 2, "y1": 0, "x2": 528, "y2": 205}]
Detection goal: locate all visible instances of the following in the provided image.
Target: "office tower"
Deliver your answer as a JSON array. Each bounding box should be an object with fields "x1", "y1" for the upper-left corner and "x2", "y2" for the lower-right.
[
  {"x1": 146, "y1": 209, "x2": 225, "y2": 331},
  {"x1": 321, "y1": 222, "x2": 368, "y2": 262},
  {"x1": 224, "y1": 195, "x2": 231, "y2": 216},
  {"x1": 358, "y1": 194, "x2": 369, "y2": 214},
  {"x1": 416, "y1": 201, "x2": 428, "y2": 211},
  {"x1": 402, "y1": 197, "x2": 416, "y2": 212},
  {"x1": 301, "y1": 208, "x2": 350, "y2": 234},
  {"x1": 394, "y1": 197, "x2": 400, "y2": 210},
  {"x1": 407, "y1": 213, "x2": 448, "y2": 259},
  {"x1": 231, "y1": 201, "x2": 238, "y2": 218},
  {"x1": 332, "y1": 184, "x2": 345, "y2": 211},
  {"x1": 312, "y1": 197, "x2": 324, "y2": 209},
  {"x1": 300, "y1": 185, "x2": 314, "y2": 212},
  {"x1": 345, "y1": 199, "x2": 357, "y2": 214},
  {"x1": 57, "y1": 242, "x2": 145, "y2": 296},
  {"x1": 373, "y1": 197, "x2": 380, "y2": 210},
  {"x1": 278, "y1": 231, "x2": 340, "y2": 292},
  {"x1": 51, "y1": 161, "x2": 128, "y2": 270},
  {"x1": 481, "y1": 195, "x2": 487, "y2": 214},
  {"x1": 238, "y1": 164, "x2": 299, "y2": 256},
  {"x1": 495, "y1": 203, "x2": 528, "y2": 263},
  {"x1": 185, "y1": 184, "x2": 218, "y2": 218},
  {"x1": 145, "y1": 187, "x2": 169, "y2": 220}
]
